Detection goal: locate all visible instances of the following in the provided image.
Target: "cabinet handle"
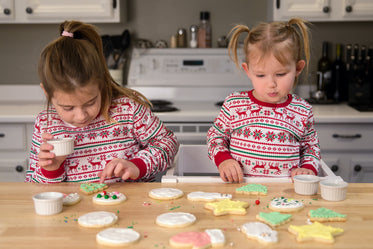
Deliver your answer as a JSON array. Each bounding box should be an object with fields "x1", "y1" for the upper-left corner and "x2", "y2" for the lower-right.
[
  {"x1": 0, "y1": 133, "x2": 4, "y2": 138},
  {"x1": 15, "y1": 165, "x2": 24, "y2": 173},
  {"x1": 276, "y1": 0, "x2": 280, "y2": 9},
  {"x1": 354, "y1": 165, "x2": 362, "y2": 172},
  {"x1": 3, "y1": 8, "x2": 11, "y2": 15},
  {"x1": 113, "y1": 0, "x2": 117, "y2": 9},
  {"x1": 345, "y1": 5, "x2": 353, "y2": 13},
  {"x1": 323, "y1": 6, "x2": 330, "y2": 13},
  {"x1": 25, "y1": 7, "x2": 33, "y2": 14},
  {"x1": 332, "y1": 133, "x2": 362, "y2": 139},
  {"x1": 331, "y1": 165, "x2": 339, "y2": 172}
]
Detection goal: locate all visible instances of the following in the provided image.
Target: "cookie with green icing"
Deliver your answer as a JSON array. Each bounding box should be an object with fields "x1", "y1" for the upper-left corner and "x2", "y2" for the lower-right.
[
  {"x1": 256, "y1": 211, "x2": 292, "y2": 227},
  {"x1": 236, "y1": 184, "x2": 268, "y2": 196},
  {"x1": 309, "y1": 207, "x2": 347, "y2": 222},
  {"x1": 80, "y1": 183, "x2": 108, "y2": 195}
]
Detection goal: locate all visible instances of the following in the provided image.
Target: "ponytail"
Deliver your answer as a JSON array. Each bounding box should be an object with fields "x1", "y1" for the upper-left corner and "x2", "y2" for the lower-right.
[{"x1": 228, "y1": 25, "x2": 250, "y2": 69}]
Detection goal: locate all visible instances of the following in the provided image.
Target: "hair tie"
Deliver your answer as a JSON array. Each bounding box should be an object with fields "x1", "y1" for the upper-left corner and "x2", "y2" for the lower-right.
[{"x1": 61, "y1": 30, "x2": 74, "y2": 38}]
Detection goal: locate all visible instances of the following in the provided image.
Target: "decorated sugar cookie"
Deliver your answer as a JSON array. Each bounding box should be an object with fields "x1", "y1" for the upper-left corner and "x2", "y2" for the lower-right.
[
  {"x1": 241, "y1": 222, "x2": 278, "y2": 244},
  {"x1": 204, "y1": 199, "x2": 249, "y2": 216},
  {"x1": 149, "y1": 188, "x2": 184, "y2": 200},
  {"x1": 63, "y1": 193, "x2": 81, "y2": 206},
  {"x1": 80, "y1": 183, "x2": 108, "y2": 195},
  {"x1": 96, "y1": 228, "x2": 140, "y2": 247},
  {"x1": 256, "y1": 211, "x2": 292, "y2": 227},
  {"x1": 187, "y1": 191, "x2": 232, "y2": 202},
  {"x1": 78, "y1": 211, "x2": 118, "y2": 228},
  {"x1": 92, "y1": 191, "x2": 126, "y2": 205},
  {"x1": 288, "y1": 221, "x2": 344, "y2": 243},
  {"x1": 269, "y1": 197, "x2": 304, "y2": 212},
  {"x1": 156, "y1": 212, "x2": 196, "y2": 228},
  {"x1": 170, "y1": 229, "x2": 225, "y2": 249},
  {"x1": 309, "y1": 207, "x2": 347, "y2": 222},
  {"x1": 236, "y1": 184, "x2": 268, "y2": 195}
]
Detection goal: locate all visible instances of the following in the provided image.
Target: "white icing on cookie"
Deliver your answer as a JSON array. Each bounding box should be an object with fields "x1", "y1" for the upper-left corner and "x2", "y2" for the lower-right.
[
  {"x1": 78, "y1": 211, "x2": 118, "y2": 228},
  {"x1": 149, "y1": 188, "x2": 184, "y2": 200},
  {"x1": 187, "y1": 191, "x2": 232, "y2": 201},
  {"x1": 241, "y1": 222, "x2": 278, "y2": 243},
  {"x1": 92, "y1": 191, "x2": 126, "y2": 205},
  {"x1": 270, "y1": 197, "x2": 304, "y2": 210},
  {"x1": 156, "y1": 212, "x2": 196, "y2": 227},
  {"x1": 63, "y1": 193, "x2": 81, "y2": 206},
  {"x1": 205, "y1": 229, "x2": 225, "y2": 244},
  {"x1": 96, "y1": 228, "x2": 140, "y2": 246}
]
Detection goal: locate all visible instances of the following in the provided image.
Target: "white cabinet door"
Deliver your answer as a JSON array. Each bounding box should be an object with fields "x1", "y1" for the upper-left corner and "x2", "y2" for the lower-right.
[
  {"x1": 340, "y1": 0, "x2": 373, "y2": 20},
  {"x1": 0, "y1": 0, "x2": 14, "y2": 21}
]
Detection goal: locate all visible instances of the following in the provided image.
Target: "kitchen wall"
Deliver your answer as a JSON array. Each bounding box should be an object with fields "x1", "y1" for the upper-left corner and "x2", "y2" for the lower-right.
[{"x1": 0, "y1": 0, "x2": 372, "y2": 87}]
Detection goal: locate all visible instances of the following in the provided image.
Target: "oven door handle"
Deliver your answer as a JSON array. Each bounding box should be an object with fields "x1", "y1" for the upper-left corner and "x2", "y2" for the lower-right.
[{"x1": 332, "y1": 133, "x2": 362, "y2": 139}]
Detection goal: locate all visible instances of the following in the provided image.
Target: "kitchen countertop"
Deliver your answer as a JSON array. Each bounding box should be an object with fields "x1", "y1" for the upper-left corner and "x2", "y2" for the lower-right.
[{"x1": 1, "y1": 182, "x2": 372, "y2": 249}]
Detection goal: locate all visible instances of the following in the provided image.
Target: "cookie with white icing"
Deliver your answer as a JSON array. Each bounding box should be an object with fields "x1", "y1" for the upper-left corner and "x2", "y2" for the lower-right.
[
  {"x1": 78, "y1": 211, "x2": 118, "y2": 228},
  {"x1": 96, "y1": 228, "x2": 140, "y2": 247},
  {"x1": 149, "y1": 188, "x2": 184, "y2": 200},
  {"x1": 156, "y1": 212, "x2": 196, "y2": 228},
  {"x1": 170, "y1": 229, "x2": 225, "y2": 249},
  {"x1": 92, "y1": 191, "x2": 126, "y2": 205},
  {"x1": 241, "y1": 222, "x2": 278, "y2": 244},
  {"x1": 269, "y1": 197, "x2": 304, "y2": 213},
  {"x1": 63, "y1": 193, "x2": 81, "y2": 206},
  {"x1": 187, "y1": 191, "x2": 232, "y2": 202}
]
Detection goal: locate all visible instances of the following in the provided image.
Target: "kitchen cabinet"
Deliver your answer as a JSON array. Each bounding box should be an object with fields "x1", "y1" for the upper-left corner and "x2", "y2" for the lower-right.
[
  {"x1": 0, "y1": 0, "x2": 120, "y2": 23},
  {"x1": 0, "y1": 123, "x2": 33, "y2": 181},
  {"x1": 316, "y1": 123, "x2": 373, "y2": 183},
  {"x1": 268, "y1": 0, "x2": 373, "y2": 22}
]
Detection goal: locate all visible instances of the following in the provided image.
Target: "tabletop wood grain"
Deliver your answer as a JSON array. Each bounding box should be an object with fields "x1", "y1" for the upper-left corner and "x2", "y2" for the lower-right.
[{"x1": 1, "y1": 182, "x2": 372, "y2": 249}]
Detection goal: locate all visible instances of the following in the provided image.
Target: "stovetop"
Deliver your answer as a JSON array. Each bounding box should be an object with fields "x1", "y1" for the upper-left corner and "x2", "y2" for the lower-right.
[{"x1": 349, "y1": 104, "x2": 373, "y2": 112}]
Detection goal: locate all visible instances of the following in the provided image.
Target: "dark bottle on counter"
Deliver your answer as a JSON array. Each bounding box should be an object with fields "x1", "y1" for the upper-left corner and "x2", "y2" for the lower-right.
[
  {"x1": 331, "y1": 44, "x2": 347, "y2": 102},
  {"x1": 198, "y1": 11, "x2": 211, "y2": 48},
  {"x1": 317, "y1": 41, "x2": 332, "y2": 100}
]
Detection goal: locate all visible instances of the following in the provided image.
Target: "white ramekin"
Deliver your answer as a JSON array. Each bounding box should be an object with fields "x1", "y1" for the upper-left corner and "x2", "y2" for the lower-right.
[
  {"x1": 293, "y1": 175, "x2": 320, "y2": 195},
  {"x1": 49, "y1": 138, "x2": 74, "y2": 156},
  {"x1": 33, "y1": 192, "x2": 64, "y2": 215},
  {"x1": 320, "y1": 179, "x2": 348, "y2": 201}
]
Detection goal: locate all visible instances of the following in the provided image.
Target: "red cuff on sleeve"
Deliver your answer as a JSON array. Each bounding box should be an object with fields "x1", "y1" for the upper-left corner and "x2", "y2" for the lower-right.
[
  {"x1": 301, "y1": 164, "x2": 318, "y2": 175},
  {"x1": 129, "y1": 158, "x2": 147, "y2": 180},
  {"x1": 41, "y1": 162, "x2": 65, "y2": 179},
  {"x1": 214, "y1": 151, "x2": 234, "y2": 168}
]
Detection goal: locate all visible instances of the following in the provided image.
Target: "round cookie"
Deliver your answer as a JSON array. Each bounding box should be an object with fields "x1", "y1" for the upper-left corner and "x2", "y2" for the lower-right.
[
  {"x1": 187, "y1": 191, "x2": 232, "y2": 202},
  {"x1": 78, "y1": 211, "x2": 118, "y2": 228},
  {"x1": 96, "y1": 228, "x2": 140, "y2": 247},
  {"x1": 63, "y1": 193, "x2": 81, "y2": 206},
  {"x1": 93, "y1": 191, "x2": 126, "y2": 205},
  {"x1": 149, "y1": 188, "x2": 184, "y2": 200},
  {"x1": 269, "y1": 197, "x2": 304, "y2": 213},
  {"x1": 156, "y1": 212, "x2": 196, "y2": 228}
]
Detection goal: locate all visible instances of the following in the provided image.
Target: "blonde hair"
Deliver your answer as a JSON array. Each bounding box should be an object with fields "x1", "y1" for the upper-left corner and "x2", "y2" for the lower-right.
[
  {"x1": 228, "y1": 18, "x2": 311, "y2": 86},
  {"x1": 38, "y1": 20, "x2": 151, "y2": 123}
]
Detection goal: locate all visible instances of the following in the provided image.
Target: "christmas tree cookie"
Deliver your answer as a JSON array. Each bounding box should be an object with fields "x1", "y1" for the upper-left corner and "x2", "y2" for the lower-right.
[
  {"x1": 288, "y1": 221, "x2": 344, "y2": 243},
  {"x1": 256, "y1": 211, "x2": 292, "y2": 227},
  {"x1": 236, "y1": 184, "x2": 268, "y2": 195},
  {"x1": 80, "y1": 183, "x2": 108, "y2": 195},
  {"x1": 309, "y1": 207, "x2": 347, "y2": 222}
]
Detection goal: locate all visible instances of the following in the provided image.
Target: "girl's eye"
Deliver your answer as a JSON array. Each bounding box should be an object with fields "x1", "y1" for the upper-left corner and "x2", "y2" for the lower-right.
[
  {"x1": 86, "y1": 100, "x2": 96, "y2": 107},
  {"x1": 256, "y1": 74, "x2": 265, "y2": 78},
  {"x1": 277, "y1": 73, "x2": 286, "y2": 77},
  {"x1": 63, "y1": 107, "x2": 73, "y2": 111}
]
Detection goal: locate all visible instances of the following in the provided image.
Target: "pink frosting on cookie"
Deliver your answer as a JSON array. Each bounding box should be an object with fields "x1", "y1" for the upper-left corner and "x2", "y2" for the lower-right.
[{"x1": 171, "y1": 231, "x2": 211, "y2": 248}]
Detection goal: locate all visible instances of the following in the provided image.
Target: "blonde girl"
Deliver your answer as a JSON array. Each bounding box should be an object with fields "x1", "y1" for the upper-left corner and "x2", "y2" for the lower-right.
[
  {"x1": 25, "y1": 21, "x2": 179, "y2": 183},
  {"x1": 207, "y1": 18, "x2": 320, "y2": 183}
]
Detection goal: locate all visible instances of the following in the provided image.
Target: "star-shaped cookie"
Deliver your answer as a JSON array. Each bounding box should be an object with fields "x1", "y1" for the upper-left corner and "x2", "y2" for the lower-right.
[
  {"x1": 204, "y1": 199, "x2": 249, "y2": 216},
  {"x1": 288, "y1": 221, "x2": 344, "y2": 243}
]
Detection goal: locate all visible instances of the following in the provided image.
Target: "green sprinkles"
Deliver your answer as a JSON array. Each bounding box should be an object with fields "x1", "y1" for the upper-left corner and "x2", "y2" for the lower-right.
[{"x1": 169, "y1": 205, "x2": 181, "y2": 210}]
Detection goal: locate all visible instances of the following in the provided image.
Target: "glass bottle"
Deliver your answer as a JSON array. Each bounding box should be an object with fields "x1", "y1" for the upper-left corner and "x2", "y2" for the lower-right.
[
  {"x1": 331, "y1": 44, "x2": 346, "y2": 102},
  {"x1": 317, "y1": 41, "x2": 332, "y2": 100},
  {"x1": 197, "y1": 11, "x2": 211, "y2": 48}
]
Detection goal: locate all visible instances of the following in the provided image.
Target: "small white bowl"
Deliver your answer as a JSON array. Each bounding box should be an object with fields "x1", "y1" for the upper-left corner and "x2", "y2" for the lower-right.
[
  {"x1": 293, "y1": 175, "x2": 320, "y2": 195},
  {"x1": 33, "y1": 192, "x2": 64, "y2": 215},
  {"x1": 320, "y1": 179, "x2": 348, "y2": 201},
  {"x1": 49, "y1": 138, "x2": 74, "y2": 156}
]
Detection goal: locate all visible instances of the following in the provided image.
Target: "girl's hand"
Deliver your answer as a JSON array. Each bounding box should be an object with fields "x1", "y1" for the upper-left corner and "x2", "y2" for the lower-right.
[
  {"x1": 38, "y1": 133, "x2": 67, "y2": 171},
  {"x1": 99, "y1": 158, "x2": 140, "y2": 183},
  {"x1": 290, "y1": 168, "x2": 315, "y2": 182},
  {"x1": 218, "y1": 159, "x2": 244, "y2": 183}
]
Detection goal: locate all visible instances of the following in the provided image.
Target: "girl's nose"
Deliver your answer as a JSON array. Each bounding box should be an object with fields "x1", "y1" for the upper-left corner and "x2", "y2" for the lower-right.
[
  {"x1": 269, "y1": 76, "x2": 277, "y2": 87},
  {"x1": 75, "y1": 108, "x2": 88, "y2": 121}
]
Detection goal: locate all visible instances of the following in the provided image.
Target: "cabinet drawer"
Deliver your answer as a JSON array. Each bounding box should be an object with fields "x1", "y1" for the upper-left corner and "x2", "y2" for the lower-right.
[
  {"x1": 315, "y1": 124, "x2": 373, "y2": 151},
  {"x1": 0, "y1": 124, "x2": 26, "y2": 150},
  {"x1": 0, "y1": 159, "x2": 27, "y2": 182}
]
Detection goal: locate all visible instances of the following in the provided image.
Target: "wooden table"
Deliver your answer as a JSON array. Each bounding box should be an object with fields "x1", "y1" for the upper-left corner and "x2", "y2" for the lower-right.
[{"x1": 1, "y1": 182, "x2": 372, "y2": 249}]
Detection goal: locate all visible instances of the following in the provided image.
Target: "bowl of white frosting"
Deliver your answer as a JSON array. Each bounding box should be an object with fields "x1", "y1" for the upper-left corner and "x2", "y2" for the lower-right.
[
  {"x1": 48, "y1": 137, "x2": 74, "y2": 156},
  {"x1": 320, "y1": 179, "x2": 348, "y2": 201},
  {"x1": 293, "y1": 175, "x2": 320, "y2": 195},
  {"x1": 33, "y1": 192, "x2": 64, "y2": 215}
]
